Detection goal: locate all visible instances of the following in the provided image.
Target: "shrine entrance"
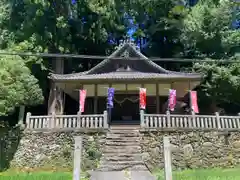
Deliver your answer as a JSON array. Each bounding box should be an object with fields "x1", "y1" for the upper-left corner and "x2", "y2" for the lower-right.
[{"x1": 110, "y1": 93, "x2": 140, "y2": 125}]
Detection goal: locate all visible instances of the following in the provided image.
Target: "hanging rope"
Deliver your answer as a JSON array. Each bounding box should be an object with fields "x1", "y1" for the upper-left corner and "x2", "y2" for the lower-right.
[{"x1": 114, "y1": 96, "x2": 139, "y2": 106}]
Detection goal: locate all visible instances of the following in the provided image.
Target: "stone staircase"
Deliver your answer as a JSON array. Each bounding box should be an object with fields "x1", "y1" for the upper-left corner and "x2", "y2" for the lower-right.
[{"x1": 98, "y1": 126, "x2": 148, "y2": 171}]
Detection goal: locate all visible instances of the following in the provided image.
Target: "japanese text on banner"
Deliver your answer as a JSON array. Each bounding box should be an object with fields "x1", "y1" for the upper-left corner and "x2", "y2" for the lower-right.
[
  {"x1": 107, "y1": 88, "x2": 115, "y2": 108},
  {"x1": 190, "y1": 91, "x2": 199, "y2": 113},
  {"x1": 139, "y1": 88, "x2": 146, "y2": 109},
  {"x1": 168, "y1": 89, "x2": 176, "y2": 111},
  {"x1": 79, "y1": 90, "x2": 87, "y2": 113}
]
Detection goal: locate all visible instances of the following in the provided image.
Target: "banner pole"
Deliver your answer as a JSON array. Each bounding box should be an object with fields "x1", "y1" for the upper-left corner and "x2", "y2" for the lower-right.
[
  {"x1": 106, "y1": 88, "x2": 109, "y2": 124},
  {"x1": 78, "y1": 89, "x2": 81, "y2": 115},
  {"x1": 106, "y1": 88, "x2": 114, "y2": 125},
  {"x1": 139, "y1": 88, "x2": 146, "y2": 113},
  {"x1": 167, "y1": 89, "x2": 170, "y2": 114},
  {"x1": 189, "y1": 90, "x2": 195, "y2": 115}
]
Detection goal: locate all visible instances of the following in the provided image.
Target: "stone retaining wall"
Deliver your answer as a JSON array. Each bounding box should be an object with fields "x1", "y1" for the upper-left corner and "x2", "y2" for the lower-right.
[
  {"x1": 9, "y1": 131, "x2": 106, "y2": 171},
  {"x1": 140, "y1": 131, "x2": 240, "y2": 170},
  {"x1": 2, "y1": 129, "x2": 240, "y2": 171}
]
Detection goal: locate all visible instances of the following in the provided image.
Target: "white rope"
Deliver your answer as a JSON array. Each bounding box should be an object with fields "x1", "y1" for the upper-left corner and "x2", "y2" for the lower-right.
[{"x1": 114, "y1": 97, "x2": 139, "y2": 106}]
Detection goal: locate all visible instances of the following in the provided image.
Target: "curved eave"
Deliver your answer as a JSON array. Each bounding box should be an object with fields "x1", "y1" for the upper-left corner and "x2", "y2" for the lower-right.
[{"x1": 49, "y1": 74, "x2": 202, "y2": 83}]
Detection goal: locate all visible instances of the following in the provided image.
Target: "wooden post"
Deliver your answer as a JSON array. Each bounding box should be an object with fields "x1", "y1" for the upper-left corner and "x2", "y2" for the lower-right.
[
  {"x1": 191, "y1": 111, "x2": 195, "y2": 123},
  {"x1": 51, "y1": 112, "x2": 56, "y2": 129},
  {"x1": 76, "y1": 111, "x2": 82, "y2": 128},
  {"x1": 237, "y1": 113, "x2": 240, "y2": 129},
  {"x1": 73, "y1": 136, "x2": 82, "y2": 180},
  {"x1": 156, "y1": 83, "x2": 160, "y2": 114},
  {"x1": 163, "y1": 136, "x2": 172, "y2": 180},
  {"x1": 103, "y1": 110, "x2": 108, "y2": 128},
  {"x1": 166, "y1": 110, "x2": 170, "y2": 122},
  {"x1": 18, "y1": 105, "x2": 25, "y2": 127},
  {"x1": 166, "y1": 110, "x2": 171, "y2": 127},
  {"x1": 215, "y1": 112, "x2": 221, "y2": 129},
  {"x1": 94, "y1": 84, "x2": 98, "y2": 114},
  {"x1": 140, "y1": 110, "x2": 144, "y2": 127},
  {"x1": 25, "y1": 112, "x2": 31, "y2": 128}
]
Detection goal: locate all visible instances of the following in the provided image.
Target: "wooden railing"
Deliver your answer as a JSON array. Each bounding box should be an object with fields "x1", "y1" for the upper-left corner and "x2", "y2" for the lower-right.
[
  {"x1": 25, "y1": 111, "x2": 108, "y2": 131},
  {"x1": 140, "y1": 110, "x2": 240, "y2": 131}
]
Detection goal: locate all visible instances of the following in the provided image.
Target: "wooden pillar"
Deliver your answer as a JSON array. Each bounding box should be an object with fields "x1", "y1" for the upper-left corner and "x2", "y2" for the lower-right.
[
  {"x1": 48, "y1": 58, "x2": 65, "y2": 115},
  {"x1": 156, "y1": 83, "x2": 160, "y2": 114},
  {"x1": 94, "y1": 84, "x2": 98, "y2": 114},
  {"x1": 188, "y1": 81, "x2": 191, "y2": 91}
]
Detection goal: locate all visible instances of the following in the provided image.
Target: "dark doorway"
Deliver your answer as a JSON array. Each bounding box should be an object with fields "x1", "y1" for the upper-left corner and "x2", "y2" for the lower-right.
[{"x1": 110, "y1": 94, "x2": 140, "y2": 125}]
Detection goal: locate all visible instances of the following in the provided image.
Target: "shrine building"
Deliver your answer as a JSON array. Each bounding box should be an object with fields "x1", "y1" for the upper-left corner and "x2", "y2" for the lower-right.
[{"x1": 48, "y1": 41, "x2": 202, "y2": 124}]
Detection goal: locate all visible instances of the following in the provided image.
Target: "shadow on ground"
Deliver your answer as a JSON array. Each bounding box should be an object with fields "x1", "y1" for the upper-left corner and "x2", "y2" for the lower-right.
[{"x1": 0, "y1": 122, "x2": 22, "y2": 172}]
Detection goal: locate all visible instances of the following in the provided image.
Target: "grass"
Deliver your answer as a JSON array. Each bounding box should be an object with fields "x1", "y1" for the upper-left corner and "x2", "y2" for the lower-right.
[
  {"x1": 154, "y1": 168, "x2": 240, "y2": 180},
  {"x1": 0, "y1": 170, "x2": 89, "y2": 180},
  {"x1": 0, "y1": 172, "x2": 71, "y2": 180},
  {"x1": 0, "y1": 168, "x2": 239, "y2": 180}
]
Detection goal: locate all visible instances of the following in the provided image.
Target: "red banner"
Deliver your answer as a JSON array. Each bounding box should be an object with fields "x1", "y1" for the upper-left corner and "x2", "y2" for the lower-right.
[
  {"x1": 168, "y1": 89, "x2": 176, "y2": 111},
  {"x1": 190, "y1": 91, "x2": 199, "y2": 113},
  {"x1": 79, "y1": 90, "x2": 87, "y2": 113},
  {"x1": 139, "y1": 88, "x2": 146, "y2": 109}
]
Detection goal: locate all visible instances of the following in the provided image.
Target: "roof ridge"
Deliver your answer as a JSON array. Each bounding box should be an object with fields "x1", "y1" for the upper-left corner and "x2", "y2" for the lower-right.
[
  {"x1": 128, "y1": 44, "x2": 170, "y2": 74},
  {"x1": 85, "y1": 42, "x2": 172, "y2": 75},
  {"x1": 86, "y1": 43, "x2": 128, "y2": 75}
]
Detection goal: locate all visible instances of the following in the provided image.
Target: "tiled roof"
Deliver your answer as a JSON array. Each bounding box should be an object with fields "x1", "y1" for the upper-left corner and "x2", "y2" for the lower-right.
[
  {"x1": 50, "y1": 71, "x2": 201, "y2": 81},
  {"x1": 49, "y1": 42, "x2": 202, "y2": 81}
]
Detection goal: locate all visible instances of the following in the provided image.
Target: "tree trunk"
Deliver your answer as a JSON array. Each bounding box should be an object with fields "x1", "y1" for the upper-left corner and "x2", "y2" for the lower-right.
[{"x1": 48, "y1": 58, "x2": 65, "y2": 115}]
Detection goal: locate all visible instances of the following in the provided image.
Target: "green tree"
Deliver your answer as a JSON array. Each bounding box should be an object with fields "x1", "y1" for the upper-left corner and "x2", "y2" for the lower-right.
[
  {"x1": 0, "y1": 0, "x2": 127, "y2": 95},
  {"x1": 194, "y1": 58, "x2": 240, "y2": 114},
  {"x1": 181, "y1": 0, "x2": 240, "y2": 58},
  {"x1": 0, "y1": 54, "x2": 43, "y2": 115},
  {"x1": 125, "y1": 0, "x2": 187, "y2": 58}
]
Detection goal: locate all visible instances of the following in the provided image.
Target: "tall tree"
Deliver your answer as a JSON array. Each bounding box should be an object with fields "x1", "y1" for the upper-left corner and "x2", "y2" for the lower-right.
[
  {"x1": 0, "y1": 54, "x2": 43, "y2": 115},
  {"x1": 181, "y1": 0, "x2": 240, "y2": 58},
  {"x1": 194, "y1": 57, "x2": 240, "y2": 114}
]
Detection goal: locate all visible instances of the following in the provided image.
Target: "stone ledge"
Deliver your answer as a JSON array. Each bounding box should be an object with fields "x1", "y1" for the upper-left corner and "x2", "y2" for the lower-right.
[
  {"x1": 24, "y1": 128, "x2": 109, "y2": 134},
  {"x1": 139, "y1": 128, "x2": 240, "y2": 133}
]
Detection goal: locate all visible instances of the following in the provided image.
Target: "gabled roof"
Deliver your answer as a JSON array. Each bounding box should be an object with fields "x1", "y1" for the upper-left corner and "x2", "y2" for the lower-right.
[
  {"x1": 84, "y1": 42, "x2": 170, "y2": 74},
  {"x1": 49, "y1": 41, "x2": 202, "y2": 81}
]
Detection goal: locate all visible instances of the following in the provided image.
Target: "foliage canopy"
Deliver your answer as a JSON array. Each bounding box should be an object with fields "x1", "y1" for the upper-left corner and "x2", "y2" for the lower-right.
[
  {"x1": 0, "y1": 0, "x2": 239, "y2": 115},
  {"x1": 0, "y1": 55, "x2": 43, "y2": 115}
]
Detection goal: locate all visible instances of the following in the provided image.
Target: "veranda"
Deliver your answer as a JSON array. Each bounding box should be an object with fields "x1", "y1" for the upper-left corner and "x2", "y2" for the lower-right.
[{"x1": 22, "y1": 40, "x2": 240, "y2": 132}]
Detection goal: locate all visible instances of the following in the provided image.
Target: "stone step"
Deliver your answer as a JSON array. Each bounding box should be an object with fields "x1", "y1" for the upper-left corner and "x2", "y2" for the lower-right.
[
  {"x1": 110, "y1": 125, "x2": 140, "y2": 129},
  {"x1": 103, "y1": 147, "x2": 141, "y2": 154},
  {"x1": 110, "y1": 129, "x2": 140, "y2": 132},
  {"x1": 101, "y1": 154, "x2": 142, "y2": 161},
  {"x1": 98, "y1": 164, "x2": 148, "y2": 171},
  {"x1": 106, "y1": 135, "x2": 141, "y2": 139},
  {"x1": 109, "y1": 128, "x2": 139, "y2": 132},
  {"x1": 105, "y1": 141, "x2": 140, "y2": 146},
  {"x1": 101, "y1": 152, "x2": 142, "y2": 157},
  {"x1": 106, "y1": 134, "x2": 141, "y2": 138},
  {"x1": 99, "y1": 160, "x2": 144, "y2": 166},
  {"x1": 103, "y1": 145, "x2": 141, "y2": 150},
  {"x1": 105, "y1": 137, "x2": 141, "y2": 142}
]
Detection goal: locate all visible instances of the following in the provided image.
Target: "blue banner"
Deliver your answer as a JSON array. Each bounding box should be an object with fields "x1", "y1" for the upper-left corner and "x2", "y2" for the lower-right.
[{"x1": 107, "y1": 88, "x2": 115, "y2": 108}]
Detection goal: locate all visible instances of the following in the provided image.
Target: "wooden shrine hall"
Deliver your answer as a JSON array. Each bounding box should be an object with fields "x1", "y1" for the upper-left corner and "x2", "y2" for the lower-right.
[{"x1": 48, "y1": 40, "x2": 202, "y2": 124}]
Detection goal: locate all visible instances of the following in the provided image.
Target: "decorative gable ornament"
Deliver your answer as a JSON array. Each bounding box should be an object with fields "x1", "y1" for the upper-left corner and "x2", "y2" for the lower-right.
[{"x1": 121, "y1": 50, "x2": 130, "y2": 59}]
